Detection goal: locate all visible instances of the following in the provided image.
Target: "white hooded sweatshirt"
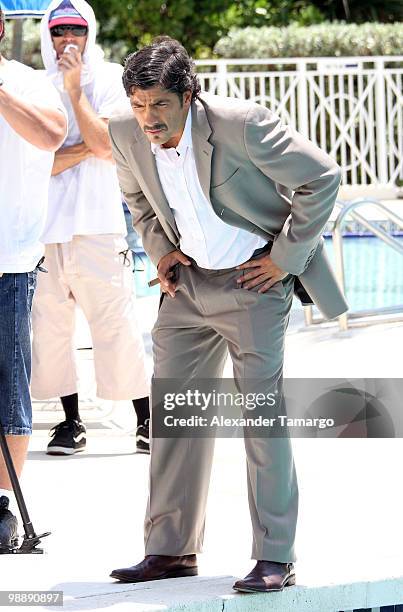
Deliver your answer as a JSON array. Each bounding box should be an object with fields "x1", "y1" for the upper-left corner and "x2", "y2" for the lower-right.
[{"x1": 40, "y1": 0, "x2": 128, "y2": 244}]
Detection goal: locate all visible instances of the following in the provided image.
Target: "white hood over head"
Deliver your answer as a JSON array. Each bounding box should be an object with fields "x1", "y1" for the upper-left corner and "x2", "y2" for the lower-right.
[{"x1": 40, "y1": 0, "x2": 104, "y2": 91}]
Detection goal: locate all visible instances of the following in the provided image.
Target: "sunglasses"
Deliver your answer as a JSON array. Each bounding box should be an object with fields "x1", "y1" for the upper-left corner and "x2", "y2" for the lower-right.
[{"x1": 50, "y1": 25, "x2": 88, "y2": 37}]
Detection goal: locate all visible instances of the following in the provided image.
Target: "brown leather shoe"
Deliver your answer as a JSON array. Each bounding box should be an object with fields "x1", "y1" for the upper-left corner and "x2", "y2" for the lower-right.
[
  {"x1": 233, "y1": 560, "x2": 295, "y2": 592},
  {"x1": 110, "y1": 554, "x2": 198, "y2": 583}
]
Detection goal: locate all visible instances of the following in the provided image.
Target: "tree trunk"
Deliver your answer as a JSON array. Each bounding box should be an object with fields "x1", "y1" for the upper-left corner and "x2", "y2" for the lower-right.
[{"x1": 11, "y1": 19, "x2": 24, "y2": 62}]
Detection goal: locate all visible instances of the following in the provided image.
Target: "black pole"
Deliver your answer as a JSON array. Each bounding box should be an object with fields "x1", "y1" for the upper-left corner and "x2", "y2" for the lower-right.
[{"x1": 0, "y1": 422, "x2": 35, "y2": 540}]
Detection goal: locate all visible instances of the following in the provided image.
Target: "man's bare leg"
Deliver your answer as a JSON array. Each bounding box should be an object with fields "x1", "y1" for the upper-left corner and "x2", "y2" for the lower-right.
[{"x1": 0, "y1": 435, "x2": 30, "y2": 488}]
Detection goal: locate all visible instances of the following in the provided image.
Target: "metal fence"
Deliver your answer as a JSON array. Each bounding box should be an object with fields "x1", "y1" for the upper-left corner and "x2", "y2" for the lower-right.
[{"x1": 194, "y1": 56, "x2": 403, "y2": 187}]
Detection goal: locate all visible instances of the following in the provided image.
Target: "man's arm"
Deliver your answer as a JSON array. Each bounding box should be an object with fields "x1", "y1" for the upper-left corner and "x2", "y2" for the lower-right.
[
  {"x1": 244, "y1": 104, "x2": 341, "y2": 276},
  {"x1": 59, "y1": 48, "x2": 112, "y2": 160},
  {"x1": 69, "y1": 93, "x2": 112, "y2": 161},
  {"x1": 0, "y1": 85, "x2": 66, "y2": 151},
  {"x1": 51, "y1": 142, "x2": 94, "y2": 176}
]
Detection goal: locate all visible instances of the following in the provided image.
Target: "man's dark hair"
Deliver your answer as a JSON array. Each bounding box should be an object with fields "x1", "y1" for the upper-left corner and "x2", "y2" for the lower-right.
[
  {"x1": 0, "y1": 9, "x2": 5, "y2": 44},
  {"x1": 123, "y1": 36, "x2": 201, "y2": 102}
]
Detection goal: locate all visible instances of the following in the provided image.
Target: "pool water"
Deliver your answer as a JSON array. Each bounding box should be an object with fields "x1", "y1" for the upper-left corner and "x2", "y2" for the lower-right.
[{"x1": 325, "y1": 236, "x2": 403, "y2": 312}]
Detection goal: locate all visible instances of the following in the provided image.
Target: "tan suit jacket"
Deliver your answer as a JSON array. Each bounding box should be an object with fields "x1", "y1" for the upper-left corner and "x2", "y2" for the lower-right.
[{"x1": 109, "y1": 93, "x2": 348, "y2": 320}]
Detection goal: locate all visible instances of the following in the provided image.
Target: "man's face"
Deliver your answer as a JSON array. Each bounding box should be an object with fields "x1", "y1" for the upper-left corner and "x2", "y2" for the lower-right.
[
  {"x1": 129, "y1": 86, "x2": 192, "y2": 149},
  {"x1": 50, "y1": 25, "x2": 88, "y2": 59}
]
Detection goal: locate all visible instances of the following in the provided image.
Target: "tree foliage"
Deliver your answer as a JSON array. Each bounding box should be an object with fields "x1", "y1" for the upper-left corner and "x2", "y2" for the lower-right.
[
  {"x1": 89, "y1": 0, "x2": 403, "y2": 59},
  {"x1": 310, "y1": 0, "x2": 403, "y2": 23},
  {"x1": 2, "y1": 1, "x2": 401, "y2": 65},
  {"x1": 90, "y1": 0, "x2": 234, "y2": 59}
]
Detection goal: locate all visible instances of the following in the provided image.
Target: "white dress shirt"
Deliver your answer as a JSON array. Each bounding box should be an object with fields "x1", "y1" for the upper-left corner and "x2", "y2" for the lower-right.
[{"x1": 151, "y1": 111, "x2": 266, "y2": 269}]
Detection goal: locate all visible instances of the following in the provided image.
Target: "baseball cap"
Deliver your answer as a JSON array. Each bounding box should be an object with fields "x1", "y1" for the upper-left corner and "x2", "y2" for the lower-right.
[{"x1": 48, "y1": 0, "x2": 88, "y2": 29}]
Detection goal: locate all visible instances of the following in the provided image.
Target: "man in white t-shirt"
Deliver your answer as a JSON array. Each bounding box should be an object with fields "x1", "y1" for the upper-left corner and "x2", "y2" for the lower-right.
[
  {"x1": 31, "y1": 0, "x2": 151, "y2": 456},
  {"x1": 0, "y1": 7, "x2": 67, "y2": 551}
]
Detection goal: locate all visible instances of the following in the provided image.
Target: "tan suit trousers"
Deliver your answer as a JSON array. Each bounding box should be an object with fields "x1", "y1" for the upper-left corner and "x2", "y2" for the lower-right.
[{"x1": 146, "y1": 253, "x2": 298, "y2": 563}]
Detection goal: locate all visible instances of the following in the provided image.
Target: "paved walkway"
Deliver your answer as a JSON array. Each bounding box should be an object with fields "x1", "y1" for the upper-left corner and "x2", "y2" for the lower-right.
[{"x1": 1, "y1": 296, "x2": 403, "y2": 611}]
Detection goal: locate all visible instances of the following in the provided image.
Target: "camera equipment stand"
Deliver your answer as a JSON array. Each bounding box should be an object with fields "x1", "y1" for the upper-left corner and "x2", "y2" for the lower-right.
[{"x1": 0, "y1": 424, "x2": 50, "y2": 554}]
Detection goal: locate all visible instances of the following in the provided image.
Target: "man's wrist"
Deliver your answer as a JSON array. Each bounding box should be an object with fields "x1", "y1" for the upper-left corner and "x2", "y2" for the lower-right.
[{"x1": 67, "y1": 86, "x2": 82, "y2": 103}]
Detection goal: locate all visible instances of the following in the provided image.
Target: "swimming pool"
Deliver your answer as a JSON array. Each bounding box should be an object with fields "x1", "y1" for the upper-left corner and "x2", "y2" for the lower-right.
[{"x1": 325, "y1": 236, "x2": 403, "y2": 312}]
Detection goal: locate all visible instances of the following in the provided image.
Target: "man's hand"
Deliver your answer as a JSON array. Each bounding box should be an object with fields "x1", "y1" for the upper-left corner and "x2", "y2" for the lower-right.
[
  {"x1": 58, "y1": 46, "x2": 82, "y2": 93},
  {"x1": 60, "y1": 51, "x2": 112, "y2": 160},
  {"x1": 157, "y1": 250, "x2": 191, "y2": 298},
  {"x1": 236, "y1": 255, "x2": 287, "y2": 293}
]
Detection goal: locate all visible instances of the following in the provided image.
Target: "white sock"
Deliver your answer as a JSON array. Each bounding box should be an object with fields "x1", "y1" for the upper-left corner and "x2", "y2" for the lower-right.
[{"x1": 0, "y1": 488, "x2": 18, "y2": 516}]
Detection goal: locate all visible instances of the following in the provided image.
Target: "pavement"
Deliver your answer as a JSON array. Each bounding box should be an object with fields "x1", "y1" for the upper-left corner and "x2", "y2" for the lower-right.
[{"x1": 1, "y1": 295, "x2": 403, "y2": 611}]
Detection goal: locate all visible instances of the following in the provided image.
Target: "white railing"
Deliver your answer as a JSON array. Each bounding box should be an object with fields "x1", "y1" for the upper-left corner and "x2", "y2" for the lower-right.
[{"x1": 195, "y1": 56, "x2": 403, "y2": 187}]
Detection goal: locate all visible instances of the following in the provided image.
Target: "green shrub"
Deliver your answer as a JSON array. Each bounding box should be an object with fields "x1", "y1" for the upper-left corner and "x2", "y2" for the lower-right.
[{"x1": 214, "y1": 22, "x2": 403, "y2": 58}]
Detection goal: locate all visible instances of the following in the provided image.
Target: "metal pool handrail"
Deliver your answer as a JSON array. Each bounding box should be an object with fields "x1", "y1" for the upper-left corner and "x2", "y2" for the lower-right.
[{"x1": 304, "y1": 198, "x2": 403, "y2": 330}]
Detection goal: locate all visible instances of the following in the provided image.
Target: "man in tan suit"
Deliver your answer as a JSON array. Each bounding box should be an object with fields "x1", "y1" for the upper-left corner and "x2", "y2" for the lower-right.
[{"x1": 108, "y1": 36, "x2": 347, "y2": 592}]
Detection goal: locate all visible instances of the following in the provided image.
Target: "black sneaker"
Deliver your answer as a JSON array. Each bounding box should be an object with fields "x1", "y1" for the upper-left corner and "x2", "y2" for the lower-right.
[
  {"x1": 136, "y1": 419, "x2": 150, "y2": 454},
  {"x1": 0, "y1": 496, "x2": 18, "y2": 552},
  {"x1": 47, "y1": 419, "x2": 86, "y2": 455}
]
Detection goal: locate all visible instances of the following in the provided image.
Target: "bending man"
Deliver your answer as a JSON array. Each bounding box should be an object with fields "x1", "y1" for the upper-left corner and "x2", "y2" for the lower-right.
[{"x1": 108, "y1": 37, "x2": 347, "y2": 591}]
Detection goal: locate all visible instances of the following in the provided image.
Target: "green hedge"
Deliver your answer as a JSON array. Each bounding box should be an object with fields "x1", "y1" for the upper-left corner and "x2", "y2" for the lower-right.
[{"x1": 214, "y1": 22, "x2": 403, "y2": 58}]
